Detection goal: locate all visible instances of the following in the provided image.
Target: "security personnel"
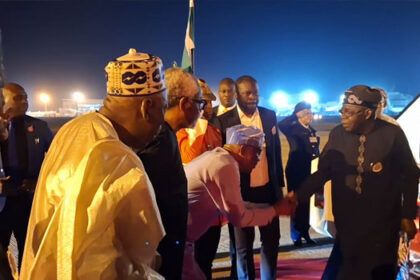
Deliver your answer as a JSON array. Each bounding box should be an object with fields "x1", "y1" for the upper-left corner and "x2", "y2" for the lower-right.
[{"x1": 278, "y1": 101, "x2": 320, "y2": 245}]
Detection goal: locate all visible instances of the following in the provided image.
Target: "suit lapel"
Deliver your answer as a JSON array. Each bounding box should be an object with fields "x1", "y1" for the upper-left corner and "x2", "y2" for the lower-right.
[
  {"x1": 229, "y1": 106, "x2": 241, "y2": 127},
  {"x1": 258, "y1": 107, "x2": 272, "y2": 147}
]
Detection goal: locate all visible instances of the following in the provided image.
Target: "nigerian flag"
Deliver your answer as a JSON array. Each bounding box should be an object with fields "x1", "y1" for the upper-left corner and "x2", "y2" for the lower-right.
[{"x1": 181, "y1": 0, "x2": 195, "y2": 73}]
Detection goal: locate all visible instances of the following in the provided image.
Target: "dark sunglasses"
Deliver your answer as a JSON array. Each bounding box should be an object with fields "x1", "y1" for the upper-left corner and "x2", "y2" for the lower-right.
[
  {"x1": 339, "y1": 108, "x2": 365, "y2": 118},
  {"x1": 191, "y1": 98, "x2": 208, "y2": 111}
]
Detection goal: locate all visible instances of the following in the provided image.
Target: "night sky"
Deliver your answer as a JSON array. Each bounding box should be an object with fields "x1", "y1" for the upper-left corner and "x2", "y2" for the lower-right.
[{"x1": 1, "y1": 0, "x2": 420, "y2": 111}]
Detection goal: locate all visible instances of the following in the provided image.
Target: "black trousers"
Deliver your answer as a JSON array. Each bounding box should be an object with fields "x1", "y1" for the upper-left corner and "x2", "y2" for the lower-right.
[
  {"x1": 290, "y1": 200, "x2": 310, "y2": 241},
  {"x1": 322, "y1": 238, "x2": 398, "y2": 280},
  {"x1": 194, "y1": 223, "x2": 238, "y2": 280},
  {"x1": 0, "y1": 194, "x2": 32, "y2": 273},
  {"x1": 234, "y1": 217, "x2": 280, "y2": 280},
  {"x1": 195, "y1": 225, "x2": 222, "y2": 280},
  {"x1": 157, "y1": 235, "x2": 186, "y2": 280}
]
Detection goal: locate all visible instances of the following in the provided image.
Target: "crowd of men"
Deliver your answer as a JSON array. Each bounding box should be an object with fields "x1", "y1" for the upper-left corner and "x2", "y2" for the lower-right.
[{"x1": 0, "y1": 48, "x2": 418, "y2": 280}]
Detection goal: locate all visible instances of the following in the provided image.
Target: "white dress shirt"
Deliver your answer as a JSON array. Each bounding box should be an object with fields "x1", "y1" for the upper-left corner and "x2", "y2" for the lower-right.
[{"x1": 237, "y1": 106, "x2": 269, "y2": 187}]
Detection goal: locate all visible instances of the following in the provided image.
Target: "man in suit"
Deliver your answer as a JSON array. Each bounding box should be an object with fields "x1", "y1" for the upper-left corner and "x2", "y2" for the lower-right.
[
  {"x1": 213, "y1": 75, "x2": 284, "y2": 280},
  {"x1": 213, "y1": 78, "x2": 237, "y2": 117},
  {"x1": 138, "y1": 68, "x2": 203, "y2": 280},
  {"x1": 0, "y1": 83, "x2": 53, "y2": 274}
]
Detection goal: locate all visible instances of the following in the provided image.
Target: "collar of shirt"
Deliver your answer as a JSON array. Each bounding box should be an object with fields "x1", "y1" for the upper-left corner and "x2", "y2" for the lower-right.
[
  {"x1": 237, "y1": 105, "x2": 260, "y2": 123},
  {"x1": 217, "y1": 102, "x2": 237, "y2": 115}
]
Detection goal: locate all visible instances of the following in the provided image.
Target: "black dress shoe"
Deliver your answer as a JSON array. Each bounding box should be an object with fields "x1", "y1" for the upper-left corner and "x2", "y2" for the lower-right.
[
  {"x1": 304, "y1": 237, "x2": 316, "y2": 245},
  {"x1": 293, "y1": 239, "x2": 302, "y2": 246}
]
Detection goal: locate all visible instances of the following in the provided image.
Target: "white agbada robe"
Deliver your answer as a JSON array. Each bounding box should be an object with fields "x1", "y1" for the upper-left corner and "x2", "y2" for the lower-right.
[{"x1": 20, "y1": 112, "x2": 165, "y2": 280}]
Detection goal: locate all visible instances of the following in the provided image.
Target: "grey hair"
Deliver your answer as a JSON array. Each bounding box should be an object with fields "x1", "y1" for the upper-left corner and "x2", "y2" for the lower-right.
[{"x1": 164, "y1": 68, "x2": 200, "y2": 108}]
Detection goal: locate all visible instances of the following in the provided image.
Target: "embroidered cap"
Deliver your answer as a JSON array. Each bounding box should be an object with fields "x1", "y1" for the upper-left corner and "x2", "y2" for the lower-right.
[
  {"x1": 198, "y1": 78, "x2": 216, "y2": 101},
  {"x1": 105, "y1": 48, "x2": 166, "y2": 96},
  {"x1": 343, "y1": 85, "x2": 381, "y2": 109},
  {"x1": 226, "y1": 124, "x2": 264, "y2": 150}
]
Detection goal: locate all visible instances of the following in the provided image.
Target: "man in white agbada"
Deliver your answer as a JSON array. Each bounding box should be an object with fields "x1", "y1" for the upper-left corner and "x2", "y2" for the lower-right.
[{"x1": 20, "y1": 49, "x2": 167, "y2": 280}]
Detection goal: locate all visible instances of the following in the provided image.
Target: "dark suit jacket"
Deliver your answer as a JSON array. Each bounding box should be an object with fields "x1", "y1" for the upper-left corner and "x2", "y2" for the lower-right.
[
  {"x1": 212, "y1": 106, "x2": 219, "y2": 116},
  {"x1": 1, "y1": 115, "x2": 53, "y2": 186},
  {"x1": 278, "y1": 116, "x2": 320, "y2": 191},
  {"x1": 24, "y1": 115, "x2": 53, "y2": 180},
  {"x1": 212, "y1": 106, "x2": 285, "y2": 203}
]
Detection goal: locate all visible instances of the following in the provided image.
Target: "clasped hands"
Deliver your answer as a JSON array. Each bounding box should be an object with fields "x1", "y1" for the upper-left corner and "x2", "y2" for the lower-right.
[{"x1": 273, "y1": 192, "x2": 299, "y2": 217}]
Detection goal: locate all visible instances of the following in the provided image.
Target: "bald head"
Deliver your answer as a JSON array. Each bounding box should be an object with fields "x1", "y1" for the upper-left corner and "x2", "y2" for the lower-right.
[
  {"x1": 2, "y1": 83, "x2": 28, "y2": 118},
  {"x1": 99, "y1": 90, "x2": 167, "y2": 151},
  {"x1": 218, "y1": 77, "x2": 237, "y2": 108}
]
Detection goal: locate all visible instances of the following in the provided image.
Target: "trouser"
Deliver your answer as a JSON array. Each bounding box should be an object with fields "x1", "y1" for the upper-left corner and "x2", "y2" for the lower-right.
[
  {"x1": 195, "y1": 225, "x2": 222, "y2": 280},
  {"x1": 0, "y1": 194, "x2": 32, "y2": 273},
  {"x1": 234, "y1": 217, "x2": 280, "y2": 280},
  {"x1": 157, "y1": 235, "x2": 186, "y2": 280},
  {"x1": 322, "y1": 238, "x2": 398, "y2": 280},
  {"x1": 290, "y1": 200, "x2": 310, "y2": 241}
]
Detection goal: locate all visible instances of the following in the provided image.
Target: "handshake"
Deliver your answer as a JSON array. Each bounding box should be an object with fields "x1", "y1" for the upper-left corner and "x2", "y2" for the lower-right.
[{"x1": 273, "y1": 192, "x2": 299, "y2": 217}]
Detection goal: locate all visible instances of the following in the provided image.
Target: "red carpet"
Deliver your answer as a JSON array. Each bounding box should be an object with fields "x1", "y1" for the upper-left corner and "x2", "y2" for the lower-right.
[{"x1": 254, "y1": 258, "x2": 328, "y2": 280}]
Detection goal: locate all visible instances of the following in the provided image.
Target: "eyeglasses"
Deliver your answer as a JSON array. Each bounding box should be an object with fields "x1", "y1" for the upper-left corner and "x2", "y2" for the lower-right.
[
  {"x1": 191, "y1": 98, "x2": 208, "y2": 111},
  {"x1": 339, "y1": 108, "x2": 365, "y2": 118}
]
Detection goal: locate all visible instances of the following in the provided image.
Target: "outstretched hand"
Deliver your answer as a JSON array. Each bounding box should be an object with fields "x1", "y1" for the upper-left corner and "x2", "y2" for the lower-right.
[
  {"x1": 0, "y1": 117, "x2": 8, "y2": 141},
  {"x1": 401, "y1": 218, "x2": 418, "y2": 240},
  {"x1": 273, "y1": 192, "x2": 298, "y2": 216}
]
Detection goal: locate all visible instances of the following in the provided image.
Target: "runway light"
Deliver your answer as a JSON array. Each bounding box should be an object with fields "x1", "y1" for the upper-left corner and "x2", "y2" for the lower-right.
[
  {"x1": 39, "y1": 93, "x2": 51, "y2": 111},
  {"x1": 301, "y1": 90, "x2": 319, "y2": 105},
  {"x1": 73, "y1": 91, "x2": 85, "y2": 103},
  {"x1": 270, "y1": 91, "x2": 288, "y2": 109}
]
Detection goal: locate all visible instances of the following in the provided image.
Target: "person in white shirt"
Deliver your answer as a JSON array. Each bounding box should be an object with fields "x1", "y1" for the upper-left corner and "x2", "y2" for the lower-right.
[
  {"x1": 213, "y1": 75, "x2": 284, "y2": 280},
  {"x1": 213, "y1": 78, "x2": 237, "y2": 117},
  {"x1": 183, "y1": 124, "x2": 295, "y2": 280}
]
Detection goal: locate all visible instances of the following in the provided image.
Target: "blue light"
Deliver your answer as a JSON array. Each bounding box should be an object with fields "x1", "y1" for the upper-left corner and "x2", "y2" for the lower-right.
[
  {"x1": 270, "y1": 91, "x2": 288, "y2": 109},
  {"x1": 301, "y1": 90, "x2": 319, "y2": 105}
]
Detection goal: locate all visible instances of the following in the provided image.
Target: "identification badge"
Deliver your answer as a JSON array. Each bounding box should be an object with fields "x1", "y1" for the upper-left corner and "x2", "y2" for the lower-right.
[
  {"x1": 309, "y1": 137, "x2": 318, "y2": 143},
  {"x1": 371, "y1": 162, "x2": 383, "y2": 173}
]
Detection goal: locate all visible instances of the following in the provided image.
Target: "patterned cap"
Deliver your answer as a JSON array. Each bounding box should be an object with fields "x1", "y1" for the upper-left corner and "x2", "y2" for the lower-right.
[
  {"x1": 198, "y1": 78, "x2": 216, "y2": 101},
  {"x1": 343, "y1": 85, "x2": 381, "y2": 109},
  {"x1": 105, "y1": 48, "x2": 166, "y2": 96},
  {"x1": 226, "y1": 124, "x2": 264, "y2": 150}
]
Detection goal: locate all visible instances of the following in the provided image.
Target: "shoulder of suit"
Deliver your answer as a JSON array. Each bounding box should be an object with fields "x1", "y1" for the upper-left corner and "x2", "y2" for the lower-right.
[
  {"x1": 24, "y1": 115, "x2": 49, "y2": 127},
  {"x1": 258, "y1": 106, "x2": 276, "y2": 117},
  {"x1": 217, "y1": 107, "x2": 237, "y2": 119}
]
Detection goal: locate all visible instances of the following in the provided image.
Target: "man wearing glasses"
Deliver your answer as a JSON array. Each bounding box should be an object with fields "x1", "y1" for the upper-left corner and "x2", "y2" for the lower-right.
[
  {"x1": 138, "y1": 67, "x2": 203, "y2": 280},
  {"x1": 296, "y1": 85, "x2": 419, "y2": 280}
]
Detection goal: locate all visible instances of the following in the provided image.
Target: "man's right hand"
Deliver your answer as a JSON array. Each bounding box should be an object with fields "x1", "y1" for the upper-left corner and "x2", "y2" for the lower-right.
[
  {"x1": 273, "y1": 192, "x2": 298, "y2": 216},
  {"x1": 0, "y1": 177, "x2": 17, "y2": 196},
  {"x1": 0, "y1": 117, "x2": 8, "y2": 141}
]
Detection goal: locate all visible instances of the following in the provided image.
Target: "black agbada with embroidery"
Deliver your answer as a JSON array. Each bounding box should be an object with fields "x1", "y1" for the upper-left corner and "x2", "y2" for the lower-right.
[{"x1": 298, "y1": 119, "x2": 419, "y2": 279}]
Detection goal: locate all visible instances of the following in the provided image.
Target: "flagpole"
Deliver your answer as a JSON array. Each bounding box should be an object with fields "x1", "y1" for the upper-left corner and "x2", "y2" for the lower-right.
[{"x1": 191, "y1": 48, "x2": 194, "y2": 73}]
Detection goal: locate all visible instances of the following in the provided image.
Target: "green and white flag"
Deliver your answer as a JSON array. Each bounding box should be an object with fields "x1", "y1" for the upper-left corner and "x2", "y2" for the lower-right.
[{"x1": 181, "y1": 0, "x2": 195, "y2": 73}]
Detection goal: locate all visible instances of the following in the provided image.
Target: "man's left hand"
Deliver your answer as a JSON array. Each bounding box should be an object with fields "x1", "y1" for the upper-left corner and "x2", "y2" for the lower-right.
[
  {"x1": 273, "y1": 192, "x2": 298, "y2": 216},
  {"x1": 401, "y1": 218, "x2": 418, "y2": 240}
]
